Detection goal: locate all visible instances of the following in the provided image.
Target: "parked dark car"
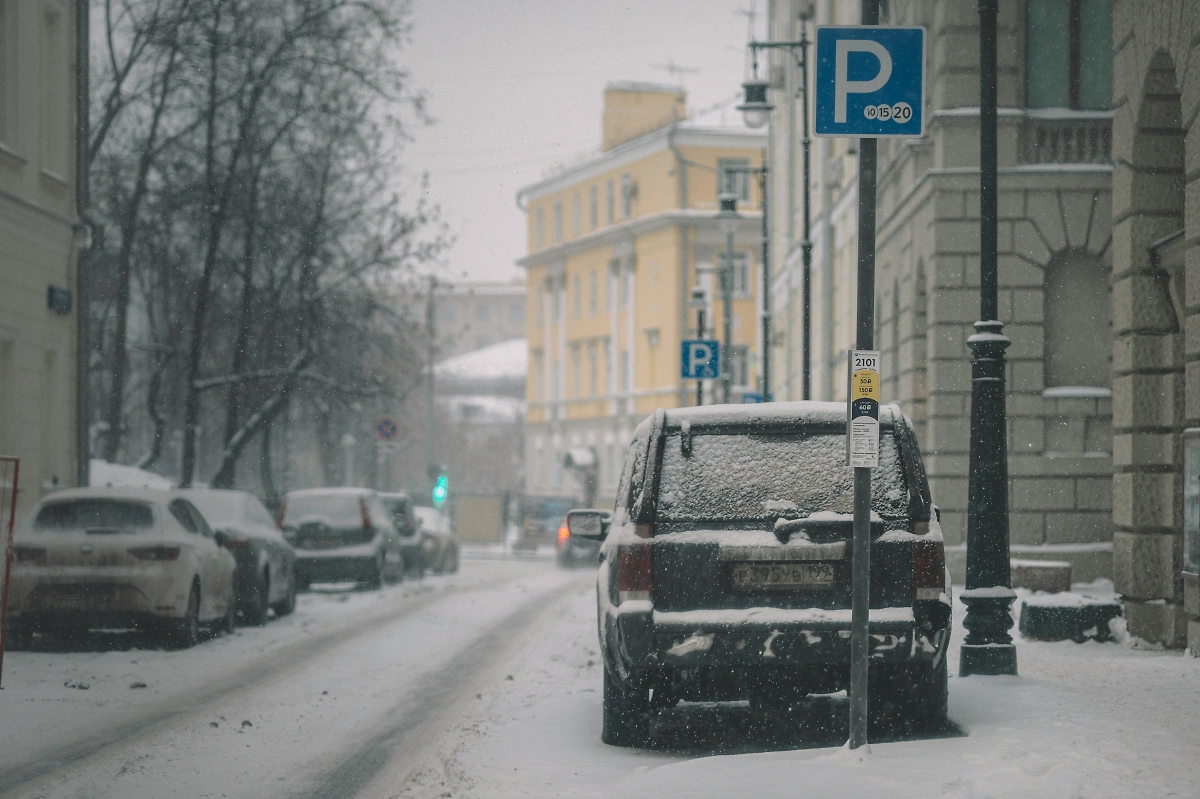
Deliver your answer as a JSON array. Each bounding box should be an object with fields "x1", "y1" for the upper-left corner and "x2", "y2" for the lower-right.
[
  {"x1": 413, "y1": 505, "x2": 460, "y2": 574},
  {"x1": 184, "y1": 489, "x2": 297, "y2": 624},
  {"x1": 568, "y1": 402, "x2": 950, "y2": 747},
  {"x1": 379, "y1": 492, "x2": 427, "y2": 576},
  {"x1": 280, "y1": 488, "x2": 405, "y2": 589},
  {"x1": 556, "y1": 515, "x2": 600, "y2": 567}
]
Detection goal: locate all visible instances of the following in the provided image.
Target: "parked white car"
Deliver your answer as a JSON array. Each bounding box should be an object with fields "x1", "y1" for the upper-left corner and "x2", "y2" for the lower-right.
[{"x1": 7, "y1": 488, "x2": 238, "y2": 649}]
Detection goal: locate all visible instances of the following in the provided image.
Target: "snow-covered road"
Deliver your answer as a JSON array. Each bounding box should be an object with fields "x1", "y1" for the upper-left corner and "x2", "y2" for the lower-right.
[{"x1": 2, "y1": 561, "x2": 1198, "y2": 799}]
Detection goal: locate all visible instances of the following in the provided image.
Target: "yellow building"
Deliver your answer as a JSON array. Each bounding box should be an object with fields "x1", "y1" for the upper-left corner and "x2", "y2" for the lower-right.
[
  {"x1": 0, "y1": 0, "x2": 83, "y2": 510},
  {"x1": 517, "y1": 83, "x2": 765, "y2": 504}
]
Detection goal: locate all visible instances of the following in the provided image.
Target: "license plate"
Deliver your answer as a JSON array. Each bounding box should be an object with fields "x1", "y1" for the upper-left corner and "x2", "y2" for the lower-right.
[{"x1": 731, "y1": 562, "x2": 836, "y2": 590}]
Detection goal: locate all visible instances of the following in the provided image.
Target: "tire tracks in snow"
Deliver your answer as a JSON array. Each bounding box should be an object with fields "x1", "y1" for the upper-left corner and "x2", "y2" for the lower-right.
[
  {"x1": 0, "y1": 567, "x2": 546, "y2": 798},
  {"x1": 302, "y1": 573, "x2": 592, "y2": 799}
]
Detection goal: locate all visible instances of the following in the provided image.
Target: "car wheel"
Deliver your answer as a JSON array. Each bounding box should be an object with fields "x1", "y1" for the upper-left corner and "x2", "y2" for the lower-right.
[
  {"x1": 295, "y1": 572, "x2": 311, "y2": 592},
  {"x1": 244, "y1": 570, "x2": 270, "y2": 626},
  {"x1": 220, "y1": 586, "x2": 238, "y2": 635},
  {"x1": 365, "y1": 553, "x2": 385, "y2": 590},
  {"x1": 6, "y1": 622, "x2": 32, "y2": 650},
  {"x1": 871, "y1": 659, "x2": 948, "y2": 732},
  {"x1": 601, "y1": 667, "x2": 650, "y2": 747},
  {"x1": 412, "y1": 551, "x2": 426, "y2": 579},
  {"x1": 167, "y1": 583, "x2": 201, "y2": 649},
  {"x1": 272, "y1": 570, "x2": 297, "y2": 617}
]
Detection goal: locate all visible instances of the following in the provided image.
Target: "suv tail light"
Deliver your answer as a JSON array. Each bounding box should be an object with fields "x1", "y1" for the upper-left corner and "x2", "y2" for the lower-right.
[
  {"x1": 129, "y1": 546, "x2": 181, "y2": 561},
  {"x1": 914, "y1": 538, "x2": 946, "y2": 601},
  {"x1": 617, "y1": 542, "x2": 652, "y2": 603},
  {"x1": 557, "y1": 522, "x2": 569, "y2": 548},
  {"x1": 360, "y1": 497, "x2": 372, "y2": 530},
  {"x1": 13, "y1": 545, "x2": 46, "y2": 563}
]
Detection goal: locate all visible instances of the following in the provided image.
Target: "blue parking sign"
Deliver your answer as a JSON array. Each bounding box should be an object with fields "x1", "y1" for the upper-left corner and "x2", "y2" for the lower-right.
[
  {"x1": 814, "y1": 26, "x2": 925, "y2": 138},
  {"x1": 681, "y1": 340, "x2": 720, "y2": 379}
]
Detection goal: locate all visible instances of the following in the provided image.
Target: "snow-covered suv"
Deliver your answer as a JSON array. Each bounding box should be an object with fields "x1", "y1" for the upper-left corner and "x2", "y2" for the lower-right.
[{"x1": 567, "y1": 402, "x2": 951, "y2": 746}]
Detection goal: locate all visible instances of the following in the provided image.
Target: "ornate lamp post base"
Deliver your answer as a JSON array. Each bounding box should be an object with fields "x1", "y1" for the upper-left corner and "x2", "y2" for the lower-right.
[{"x1": 959, "y1": 588, "x2": 1017, "y2": 676}]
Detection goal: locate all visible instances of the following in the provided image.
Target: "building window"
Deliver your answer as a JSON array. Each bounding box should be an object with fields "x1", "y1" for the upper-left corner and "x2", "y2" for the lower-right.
[
  {"x1": 0, "y1": 0, "x2": 21, "y2": 150},
  {"x1": 725, "y1": 253, "x2": 751, "y2": 297},
  {"x1": 533, "y1": 352, "x2": 544, "y2": 400},
  {"x1": 620, "y1": 173, "x2": 633, "y2": 218},
  {"x1": 606, "y1": 180, "x2": 615, "y2": 224},
  {"x1": 509, "y1": 302, "x2": 524, "y2": 323},
  {"x1": 589, "y1": 185, "x2": 598, "y2": 229},
  {"x1": 730, "y1": 345, "x2": 750, "y2": 388},
  {"x1": 1026, "y1": 0, "x2": 1112, "y2": 110},
  {"x1": 535, "y1": 284, "x2": 544, "y2": 325},
  {"x1": 588, "y1": 342, "x2": 598, "y2": 396},
  {"x1": 571, "y1": 346, "x2": 581, "y2": 398},
  {"x1": 588, "y1": 270, "x2": 598, "y2": 315},
  {"x1": 475, "y1": 303, "x2": 490, "y2": 322},
  {"x1": 620, "y1": 349, "x2": 630, "y2": 391},
  {"x1": 572, "y1": 274, "x2": 581, "y2": 319},
  {"x1": 553, "y1": 200, "x2": 563, "y2": 241},
  {"x1": 718, "y1": 158, "x2": 751, "y2": 202},
  {"x1": 607, "y1": 260, "x2": 617, "y2": 310},
  {"x1": 39, "y1": 2, "x2": 67, "y2": 175},
  {"x1": 1045, "y1": 251, "x2": 1111, "y2": 387},
  {"x1": 572, "y1": 192, "x2": 581, "y2": 236},
  {"x1": 536, "y1": 208, "x2": 544, "y2": 249},
  {"x1": 440, "y1": 304, "x2": 456, "y2": 323}
]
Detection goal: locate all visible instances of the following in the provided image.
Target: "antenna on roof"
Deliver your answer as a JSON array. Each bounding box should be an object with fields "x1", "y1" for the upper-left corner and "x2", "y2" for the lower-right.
[{"x1": 650, "y1": 60, "x2": 701, "y2": 79}]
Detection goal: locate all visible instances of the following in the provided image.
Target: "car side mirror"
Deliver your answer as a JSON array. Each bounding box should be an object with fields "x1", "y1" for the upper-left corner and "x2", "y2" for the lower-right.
[
  {"x1": 213, "y1": 530, "x2": 229, "y2": 549},
  {"x1": 566, "y1": 509, "x2": 610, "y2": 541}
]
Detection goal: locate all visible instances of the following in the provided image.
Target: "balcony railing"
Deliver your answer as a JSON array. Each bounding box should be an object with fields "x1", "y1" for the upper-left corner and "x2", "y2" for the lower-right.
[{"x1": 1020, "y1": 111, "x2": 1113, "y2": 165}]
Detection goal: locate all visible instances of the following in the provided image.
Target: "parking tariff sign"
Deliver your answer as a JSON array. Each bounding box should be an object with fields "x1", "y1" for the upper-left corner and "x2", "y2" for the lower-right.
[
  {"x1": 847, "y1": 350, "x2": 881, "y2": 468},
  {"x1": 814, "y1": 26, "x2": 925, "y2": 138}
]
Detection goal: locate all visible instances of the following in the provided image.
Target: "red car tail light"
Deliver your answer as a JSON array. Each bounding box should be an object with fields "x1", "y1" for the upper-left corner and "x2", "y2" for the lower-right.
[
  {"x1": 360, "y1": 497, "x2": 372, "y2": 530},
  {"x1": 275, "y1": 499, "x2": 286, "y2": 529},
  {"x1": 914, "y1": 538, "x2": 946, "y2": 601},
  {"x1": 128, "y1": 546, "x2": 181, "y2": 561},
  {"x1": 557, "y1": 523, "x2": 570, "y2": 547},
  {"x1": 13, "y1": 545, "x2": 46, "y2": 563},
  {"x1": 617, "y1": 542, "x2": 652, "y2": 603}
]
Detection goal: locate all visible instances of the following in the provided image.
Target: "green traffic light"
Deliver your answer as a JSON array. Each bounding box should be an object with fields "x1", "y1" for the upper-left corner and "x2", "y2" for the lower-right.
[{"x1": 432, "y1": 474, "x2": 448, "y2": 504}]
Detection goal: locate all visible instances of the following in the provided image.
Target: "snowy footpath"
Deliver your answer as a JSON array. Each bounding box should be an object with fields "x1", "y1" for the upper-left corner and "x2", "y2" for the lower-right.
[{"x1": 0, "y1": 561, "x2": 1197, "y2": 799}]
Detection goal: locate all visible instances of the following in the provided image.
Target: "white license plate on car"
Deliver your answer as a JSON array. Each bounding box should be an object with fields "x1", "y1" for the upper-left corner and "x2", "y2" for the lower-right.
[{"x1": 731, "y1": 562, "x2": 836, "y2": 590}]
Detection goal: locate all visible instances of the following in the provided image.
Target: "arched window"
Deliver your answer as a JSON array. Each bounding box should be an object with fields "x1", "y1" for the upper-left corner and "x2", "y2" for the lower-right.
[{"x1": 1044, "y1": 251, "x2": 1111, "y2": 388}]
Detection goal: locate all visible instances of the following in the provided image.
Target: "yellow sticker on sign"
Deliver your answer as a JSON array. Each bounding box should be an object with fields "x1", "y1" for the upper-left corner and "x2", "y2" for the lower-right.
[{"x1": 852, "y1": 369, "x2": 878, "y2": 402}]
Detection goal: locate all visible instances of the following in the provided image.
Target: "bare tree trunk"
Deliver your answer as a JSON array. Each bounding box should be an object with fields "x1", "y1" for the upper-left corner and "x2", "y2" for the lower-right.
[
  {"x1": 260, "y1": 419, "x2": 275, "y2": 505},
  {"x1": 134, "y1": 350, "x2": 173, "y2": 470}
]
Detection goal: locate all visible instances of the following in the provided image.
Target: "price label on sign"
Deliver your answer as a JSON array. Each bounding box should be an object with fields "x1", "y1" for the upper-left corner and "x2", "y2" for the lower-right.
[{"x1": 847, "y1": 349, "x2": 881, "y2": 468}]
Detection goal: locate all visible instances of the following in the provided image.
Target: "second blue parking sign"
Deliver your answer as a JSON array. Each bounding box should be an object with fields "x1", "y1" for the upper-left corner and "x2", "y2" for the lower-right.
[{"x1": 814, "y1": 26, "x2": 925, "y2": 138}]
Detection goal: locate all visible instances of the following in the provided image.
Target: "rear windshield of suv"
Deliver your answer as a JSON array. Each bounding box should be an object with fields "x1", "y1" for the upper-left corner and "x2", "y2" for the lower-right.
[
  {"x1": 655, "y1": 430, "x2": 909, "y2": 523},
  {"x1": 283, "y1": 494, "x2": 363, "y2": 527},
  {"x1": 34, "y1": 499, "x2": 155, "y2": 532}
]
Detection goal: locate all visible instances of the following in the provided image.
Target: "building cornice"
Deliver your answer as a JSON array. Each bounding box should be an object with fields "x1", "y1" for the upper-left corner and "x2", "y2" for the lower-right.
[
  {"x1": 517, "y1": 208, "x2": 763, "y2": 269},
  {"x1": 517, "y1": 123, "x2": 765, "y2": 205}
]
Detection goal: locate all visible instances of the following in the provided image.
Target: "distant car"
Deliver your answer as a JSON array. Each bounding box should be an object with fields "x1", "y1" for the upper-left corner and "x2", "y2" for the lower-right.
[
  {"x1": 557, "y1": 515, "x2": 600, "y2": 567},
  {"x1": 7, "y1": 488, "x2": 238, "y2": 649},
  {"x1": 183, "y1": 489, "x2": 297, "y2": 624},
  {"x1": 379, "y1": 492, "x2": 427, "y2": 577},
  {"x1": 570, "y1": 402, "x2": 950, "y2": 747},
  {"x1": 413, "y1": 505, "x2": 459, "y2": 574},
  {"x1": 280, "y1": 488, "x2": 404, "y2": 589}
]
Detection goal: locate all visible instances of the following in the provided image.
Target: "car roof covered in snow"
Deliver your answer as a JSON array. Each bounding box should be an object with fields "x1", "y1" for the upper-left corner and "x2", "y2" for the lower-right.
[
  {"x1": 285, "y1": 487, "x2": 376, "y2": 498},
  {"x1": 33, "y1": 487, "x2": 182, "y2": 505},
  {"x1": 650, "y1": 401, "x2": 903, "y2": 432}
]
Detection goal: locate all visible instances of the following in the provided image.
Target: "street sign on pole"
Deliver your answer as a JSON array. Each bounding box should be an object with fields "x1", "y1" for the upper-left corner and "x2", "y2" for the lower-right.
[
  {"x1": 813, "y1": 2, "x2": 925, "y2": 750},
  {"x1": 742, "y1": 392, "x2": 764, "y2": 404},
  {"x1": 376, "y1": 417, "x2": 397, "y2": 441},
  {"x1": 813, "y1": 26, "x2": 925, "y2": 138},
  {"x1": 681, "y1": 340, "x2": 720, "y2": 380}
]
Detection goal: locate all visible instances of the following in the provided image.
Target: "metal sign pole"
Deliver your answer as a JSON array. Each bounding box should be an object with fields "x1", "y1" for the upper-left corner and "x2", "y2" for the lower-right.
[{"x1": 848, "y1": 0, "x2": 880, "y2": 754}]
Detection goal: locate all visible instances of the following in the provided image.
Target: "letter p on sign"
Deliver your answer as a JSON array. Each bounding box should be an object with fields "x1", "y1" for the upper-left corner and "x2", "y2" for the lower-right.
[{"x1": 814, "y1": 26, "x2": 925, "y2": 139}]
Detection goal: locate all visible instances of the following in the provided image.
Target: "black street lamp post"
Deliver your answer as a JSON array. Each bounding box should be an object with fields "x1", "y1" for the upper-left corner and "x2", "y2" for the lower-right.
[
  {"x1": 960, "y1": 0, "x2": 1018, "y2": 677},
  {"x1": 739, "y1": 12, "x2": 812, "y2": 400}
]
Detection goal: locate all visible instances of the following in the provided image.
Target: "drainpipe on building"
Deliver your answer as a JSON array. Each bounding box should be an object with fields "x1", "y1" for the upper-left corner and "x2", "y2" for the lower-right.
[{"x1": 75, "y1": 0, "x2": 94, "y2": 489}]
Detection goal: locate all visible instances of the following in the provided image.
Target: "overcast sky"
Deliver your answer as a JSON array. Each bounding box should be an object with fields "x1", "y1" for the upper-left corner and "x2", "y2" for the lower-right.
[{"x1": 403, "y1": 0, "x2": 764, "y2": 285}]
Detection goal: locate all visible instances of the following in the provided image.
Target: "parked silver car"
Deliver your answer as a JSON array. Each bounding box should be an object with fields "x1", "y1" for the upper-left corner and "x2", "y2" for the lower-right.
[
  {"x1": 280, "y1": 488, "x2": 405, "y2": 589},
  {"x1": 7, "y1": 488, "x2": 238, "y2": 648}
]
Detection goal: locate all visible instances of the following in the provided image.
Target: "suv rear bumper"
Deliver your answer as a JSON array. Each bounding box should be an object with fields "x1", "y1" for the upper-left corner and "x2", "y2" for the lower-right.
[{"x1": 613, "y1": 604, "x2": 948, "y2": 672}]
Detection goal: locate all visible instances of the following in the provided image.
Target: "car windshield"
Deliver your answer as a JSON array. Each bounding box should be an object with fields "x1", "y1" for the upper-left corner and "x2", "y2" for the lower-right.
[
  {"x1": 655, "y1": 430, "x2": 910, "y2": 524},
  {"x1": 283, "y1": 494, "x2": 363, "y2": 527},
  {"x1": 185, "y1": 493, "x2": 244, "y2": 527},
  {"x1": 33, "y1": 499, "x2": 155, "y2": 532}
]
